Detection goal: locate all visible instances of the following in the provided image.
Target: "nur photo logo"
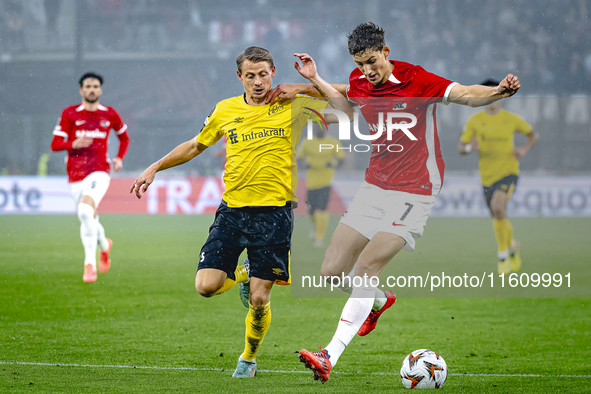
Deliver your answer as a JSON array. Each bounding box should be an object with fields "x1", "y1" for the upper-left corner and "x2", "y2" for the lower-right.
[{"x1": 303, "y1": 105, "x2": 418, "y2": 153}]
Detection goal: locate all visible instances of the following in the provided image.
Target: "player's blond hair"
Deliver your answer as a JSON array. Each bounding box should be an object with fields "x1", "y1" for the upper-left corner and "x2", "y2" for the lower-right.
[{"x1": 236, "y1": 46, "x2": 274, "y2": 73}]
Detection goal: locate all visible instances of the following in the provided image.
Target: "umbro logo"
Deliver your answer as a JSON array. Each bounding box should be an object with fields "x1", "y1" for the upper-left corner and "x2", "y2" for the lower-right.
[
  {"x1": 272, "y1": 268, "x2": 284, "y2": 275},
  {"x1": 75, "y1": 120, "x2": 86, "y2": 126},
  {"x1": 233, "y1": 117, "x2": 244, "y2": 123}
]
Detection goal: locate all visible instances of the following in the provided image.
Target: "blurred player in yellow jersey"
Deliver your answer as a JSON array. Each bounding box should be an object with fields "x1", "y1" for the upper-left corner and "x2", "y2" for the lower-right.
[
  {"x1": 297, "y1": 124, "x2": 344, "y2": 247},
  {"x1": 458, "y1": 79, "x2": 539, "y2": 275},
  {"x1": 131, "y1": 47, "x2": 352, "y2": 378}
]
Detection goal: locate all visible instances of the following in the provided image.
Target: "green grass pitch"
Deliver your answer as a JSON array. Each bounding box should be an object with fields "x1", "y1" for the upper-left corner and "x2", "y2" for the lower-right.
[{"x1": 1, "y1": 215, "x2": 590, "y2": 393}]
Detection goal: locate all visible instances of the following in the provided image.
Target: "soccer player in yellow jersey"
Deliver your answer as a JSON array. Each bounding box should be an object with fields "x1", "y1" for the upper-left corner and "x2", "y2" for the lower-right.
[
  {"x1": 130, "y1": 47, "x2": 353, "y2": 378},
  {"x1": 297, "y1": 124, "x2": 344, "y2": 247},
  {"x1": 458, "y1": 79, "x2": 539, "y2": 275}
]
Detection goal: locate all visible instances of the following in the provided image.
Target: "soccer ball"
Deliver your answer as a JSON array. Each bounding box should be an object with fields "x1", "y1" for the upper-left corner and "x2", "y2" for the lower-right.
[{"x1": 400, "y1": 349, "x2": 447, "y2": 389}]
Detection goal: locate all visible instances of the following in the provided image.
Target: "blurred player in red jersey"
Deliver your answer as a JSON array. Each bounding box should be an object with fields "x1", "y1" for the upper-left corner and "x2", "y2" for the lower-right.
[
  {"x1": 266, "y1": 22, "x2": 521, "y2": 382},
  {"x1": 51, "y1": 72, "x2": 130, "y2": 283}
]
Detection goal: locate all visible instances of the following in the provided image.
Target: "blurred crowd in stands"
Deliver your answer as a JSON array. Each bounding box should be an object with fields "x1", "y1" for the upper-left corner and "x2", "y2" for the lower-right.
[
  {"x1": 1, "y1": 0, "x2": 590, "y2": 94},
  {"x1": 0, "y1": 0, "x2": 590, "y2": 176}
]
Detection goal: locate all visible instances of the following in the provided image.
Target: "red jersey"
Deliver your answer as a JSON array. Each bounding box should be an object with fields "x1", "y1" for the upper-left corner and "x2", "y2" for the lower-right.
[
  {"x1": 51, "y1": 103, "x2": 130, "y2": 182},
  {"x1": 347, "y1": 60, "x2": 457, "y2": 196}
]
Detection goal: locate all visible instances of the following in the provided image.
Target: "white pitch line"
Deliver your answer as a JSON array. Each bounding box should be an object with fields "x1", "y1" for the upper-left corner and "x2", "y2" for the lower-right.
[
  {"x1": 0, "y1": 361, "x2": 307, "y2": 374},
  {"x1": 1, "y1": 361, "x2": 590, "y2": 379},
  {"x1": 0, "y1": 361, "x2": 224, "y2": 372}
]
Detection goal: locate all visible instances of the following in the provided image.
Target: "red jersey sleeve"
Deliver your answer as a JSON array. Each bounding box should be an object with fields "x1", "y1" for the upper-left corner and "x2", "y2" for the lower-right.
[
  {"x1": 411, "y1": 66, "x2": 457, "y2": 104},
  {"x1": 111, "y1": 109, "x2": 130, "y2": 160},
  {"x1": 116, "y1": 130, "x2": 130, "y2": 160},
  {"x1": 51, "y1": 109, "x2": 73, "y2": 151},
  {"x1": 111, "y1": 109, "x2": 127, "y2": 135},
  {"x1": 347, "y1": 69, "x2": 362, "y2": 100}
]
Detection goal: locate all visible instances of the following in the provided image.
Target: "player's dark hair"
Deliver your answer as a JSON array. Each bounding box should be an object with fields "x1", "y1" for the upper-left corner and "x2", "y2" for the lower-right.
[
  {"x1": 236, "y1": 46, "x2": 274, "y2": 73},
  {"x1": 347, "y1": 22, "x2": 386, "y2": 56},
  {"x1": 480, "y1": 79, "x2": 499, "y2": 87},
  {"x1": 79, "y1": 72, "x2": 103, "y2": 87}
]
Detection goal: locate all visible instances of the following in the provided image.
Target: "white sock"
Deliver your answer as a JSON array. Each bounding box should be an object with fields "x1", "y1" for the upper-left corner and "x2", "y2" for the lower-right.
[
  {"x1": 333, "y1": 266, "x2": 385, "y2": 311},
  {"x1": 373, "y1": 288, "x2": 387, "y2": 311},
  {"x1": 239, "y1": 354, "x2": 255, "y2": 364},
  {"x1": 325, "y1": 285, "x2": 375, "y2": 367},
  {"x1": 333, "y1": 266, "x2": 355, "y2": 294},
  {"x1": 78, "y1": 203, "x2": 97, "y2": 268},
  {"x1": 95, "y1": 215, "x2": 109, "y2": 251}
]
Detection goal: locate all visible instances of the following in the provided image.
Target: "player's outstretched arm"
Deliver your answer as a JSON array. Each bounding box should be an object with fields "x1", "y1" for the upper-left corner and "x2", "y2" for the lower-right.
[
  {"x1": 293, "y1": 53, "x2": 353, "y2": 123},
  {"x1": 130, "y1": 137, "x2": 208, "y2": 199},
  {"x1": 264, "y1": 83, "x2": 349, "y2": 103},
  {"x1": 449, "y1": 74, "x2": 521, "y2": 107}
]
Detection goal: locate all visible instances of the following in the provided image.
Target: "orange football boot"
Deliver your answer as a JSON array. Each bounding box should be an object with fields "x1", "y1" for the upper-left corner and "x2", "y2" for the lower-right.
[
  {"x1": 358, "y1": 291, "x2": 397, "y2": 336},
  {"x1": 98, "y1": 238, "x2": 113, "y2": 274},
  {"x1": 83, "y1": 264, "x2": 97, "y2": 283},
  {"x1": 299, "y1": 347, "x2": 332, "y2": 383}
]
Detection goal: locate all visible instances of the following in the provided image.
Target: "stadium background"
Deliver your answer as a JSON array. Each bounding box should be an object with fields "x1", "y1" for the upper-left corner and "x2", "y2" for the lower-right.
[
  {"x1": 1, "y1": 1, "x2": 591, "y2": 392},
  {"x1": 1, "y1": 0, "x2": 590, "y2": 179}
]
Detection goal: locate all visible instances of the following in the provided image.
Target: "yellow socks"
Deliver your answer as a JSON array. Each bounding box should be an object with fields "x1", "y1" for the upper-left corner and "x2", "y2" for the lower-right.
[
  {"x1": 212, "y1": 264, "x2": 248, "y2": 295},
  {"x1": 492, "y1": 219, "x2": 512, "y2": 260},
  {"x1": 313, "y1": 211, "x2": 330, "y2": 241},
  {"x1": 506, "y1": 220, "x2": 514, "y2": 252},
  {"x1": 241, "y1": 302, "x2": 271, "y2": 361},
  {"x1": 235, "y1": 264, "x2": 248, "y2": 283}
]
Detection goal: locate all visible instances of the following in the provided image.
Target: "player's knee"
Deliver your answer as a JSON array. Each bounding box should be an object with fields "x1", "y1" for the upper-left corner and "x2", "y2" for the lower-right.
[
  {"x1": 194, "y1": 276, "x2": 218, "y2": 298},
  {"x1": 491, "y1": 206, "x2": 506, "y2": 219},
  {"x1": 77, "y1": 203, "x2": 94, "y2": 223},
  {"x1": 249, "y1": 290, "x2": 270, "y2": 308},
  {"x1": 196, "y1": 285, "x2": 216, "y2": 298}
]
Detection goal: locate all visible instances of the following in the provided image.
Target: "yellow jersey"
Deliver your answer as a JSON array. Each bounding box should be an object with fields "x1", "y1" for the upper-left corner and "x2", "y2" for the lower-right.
[
  {"x1": 297, "y1": 135, "x2": 344, "y2": 190},
  {"x1": 461, "y1": 109, "x2": 532, "y2": 187},
  {"x1": 197, "y1": 95, "x2": 328, "y2": 207}
]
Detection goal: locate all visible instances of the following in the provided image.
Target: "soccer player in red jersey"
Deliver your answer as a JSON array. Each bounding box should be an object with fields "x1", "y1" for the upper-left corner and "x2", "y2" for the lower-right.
[
  {"x1": 266, "y1": 22, "x2": 521, "y2": 382},
  {"x1": 51, "y1": 72, "x2": 130, "y2": 283}
]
